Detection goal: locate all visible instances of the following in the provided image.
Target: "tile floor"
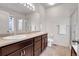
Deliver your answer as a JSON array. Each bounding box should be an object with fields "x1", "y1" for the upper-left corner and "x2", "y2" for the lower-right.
[{"x1": 40, "y1": 44, "x2": 71, "y2": 56}]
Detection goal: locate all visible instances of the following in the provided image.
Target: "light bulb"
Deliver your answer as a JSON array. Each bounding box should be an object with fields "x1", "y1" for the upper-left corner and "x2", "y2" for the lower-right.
[{"x1": 48, "y1": 3, "x2": 55, "y2": 5}]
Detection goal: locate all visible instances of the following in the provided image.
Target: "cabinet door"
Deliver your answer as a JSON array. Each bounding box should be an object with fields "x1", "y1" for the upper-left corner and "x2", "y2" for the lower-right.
[
  {"x1": 34, "y1": 36, "x2": 42, "y2": 56},
  {"x1": 34, "y1": 40, "x2": 41, "y2": 56},
  {"x1": 34, "y1": 40, "x2": 41, "y2": 51},
  {"x1": 34, "y1": 48, "x2": 41, "y2": 56},
  {"x1": 22, "y1": 44, "x2": 33, "y2": 56},
  {"x1": 9, "y1": 44, "x2": 33, "y2": 56},
  {"x1": 42, "y1": 34, "x2": 47, "y2": 51}
]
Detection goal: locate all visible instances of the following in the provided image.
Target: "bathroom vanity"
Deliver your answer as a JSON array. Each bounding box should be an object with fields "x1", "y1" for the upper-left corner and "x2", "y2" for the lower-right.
[{"x1": 0, "y1": 32, "x2": 47, "y2": 56}]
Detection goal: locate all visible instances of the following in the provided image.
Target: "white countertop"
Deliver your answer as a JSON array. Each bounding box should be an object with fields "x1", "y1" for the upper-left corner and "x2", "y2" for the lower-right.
[{"x1": 0, "y1": 32, "x2": 47, "y2": 47}]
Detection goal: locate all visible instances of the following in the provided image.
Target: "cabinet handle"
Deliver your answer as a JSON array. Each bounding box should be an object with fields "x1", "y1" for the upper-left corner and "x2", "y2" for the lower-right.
[{"x1": 23, "y1": 50, "x2": 26, "y2": 55}]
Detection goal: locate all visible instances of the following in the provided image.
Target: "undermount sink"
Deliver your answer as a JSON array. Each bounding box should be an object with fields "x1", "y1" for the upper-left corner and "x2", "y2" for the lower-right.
[{"x1": 2, "y1": 35, "x2": 26, "y2": 40}]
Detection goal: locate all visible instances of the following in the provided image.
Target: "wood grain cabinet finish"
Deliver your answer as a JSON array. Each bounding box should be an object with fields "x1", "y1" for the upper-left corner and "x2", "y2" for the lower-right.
[
  {"x1": 0, "y1": 38, "x2": 33, "y2": 56},
  {"x1": 0, "y1": 33, "x2": 48, "y2": 56},
  {"x1": 21, "y1": 44, "x2": 33, "y2": 56},
  {"x1": 33, "y1": 36, "x2": 42, "y2": 56},
  {"x1": 9, "y1": 44, "x2": 33, "y2": 56},
  {"x1": 42, "y1": 34, "x2": 47, "y2": 51},
  {"x1": 34, "y1": 34, "x2": 48, "y2": 56},
  {"x1": 34, "y1": 48, "x2": 41, "y2": 56},
  {"x1": 42, "y1": 38, "x2": 45, "y2": 51},
  {"x1": 8, "y1": 49, "x2": 21, "y2": 56}
]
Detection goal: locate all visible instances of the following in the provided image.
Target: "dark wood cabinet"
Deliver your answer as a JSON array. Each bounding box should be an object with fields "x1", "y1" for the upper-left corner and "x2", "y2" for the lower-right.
[
  {"x1": 0, "y1": 33, "x2": 48, "y2": 56},
  {"x1": 1, "y1": 42, "x2": 21, "y2": 56},
  {"x1": 22, "y1": 44, "x2": 33, "y2": 56},
  {"x1": 8, "y1": 44, "x2": 33, "y2": 56},
  {"x1": 8, "y1": 49, "x2": 21, "y2": 56},
  {"x1": 42, "y1": 34, "x2": 47, "y2": 51},
  {"x1": 71, "y1": 47, "x2": 77, "y2": 56},
  {"x1": 0, "y1": 38, "x2": 33, "y2": 56},
  {"x1": 34, "y1": 36, "x2": 42, "y2": 56},
  {"x1": 42, "y1": 39, "x2": 45, "y2": 51},
  {"x1": 33, "y1": 34, "x2": 48, "y2": 56},
  {"x1": 34, "y1": 48, "x2": 41, "y2": 56}
]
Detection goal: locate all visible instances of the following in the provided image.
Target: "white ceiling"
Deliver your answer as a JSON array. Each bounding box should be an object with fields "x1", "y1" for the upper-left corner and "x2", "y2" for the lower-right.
[
  {"x1": 46, "y1": 3, "x2": 78, "y2": 18},
  {"x1": 0, "y1": 3, "x2": 77, "y2": 15},
  {"x1": 0, "y1": 3, "x2": 59, "y2": 15},
  {"x1": 40, "y1": 3, "x2": 58, "y2": 8},
  {"x1": 0, "y1": 3, "x2": 35, "y2": 15}
]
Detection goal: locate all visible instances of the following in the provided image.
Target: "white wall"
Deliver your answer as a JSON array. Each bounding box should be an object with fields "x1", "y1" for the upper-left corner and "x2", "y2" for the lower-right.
[
  {"x1": 78, "y1": 4, "x2": 79, "y2": 41},
  {"x1": 45, "y1": 3, "x2": 77, "y2": 47},
  {"x1": 0, "y1": 10, "x2": 9, "y2": 34},
  {"x1": 75, "y1": 4, "x2": 79, "y2": 41},
  {"x1": 70, "y1": 5, "x2": 78, "y2": 42},
  {"x1": 29, "y1": 3, "x2": 77, "y2": 47}
]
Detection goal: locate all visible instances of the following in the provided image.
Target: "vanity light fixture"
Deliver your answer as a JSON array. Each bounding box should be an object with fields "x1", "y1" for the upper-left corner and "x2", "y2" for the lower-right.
[{"x1": 20, "y1": 3, "x2": 35, "y2": 11}]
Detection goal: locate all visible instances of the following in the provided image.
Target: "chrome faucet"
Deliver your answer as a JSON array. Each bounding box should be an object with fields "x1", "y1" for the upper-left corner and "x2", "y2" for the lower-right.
[{"x1": 72, "y1": 40, "x2": 79, "y2": 44}]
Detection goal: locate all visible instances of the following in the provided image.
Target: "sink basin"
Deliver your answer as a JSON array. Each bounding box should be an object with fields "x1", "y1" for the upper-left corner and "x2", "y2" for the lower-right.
[{"x1": 2, "y1": 35, "x2": 26, "y2": 40}]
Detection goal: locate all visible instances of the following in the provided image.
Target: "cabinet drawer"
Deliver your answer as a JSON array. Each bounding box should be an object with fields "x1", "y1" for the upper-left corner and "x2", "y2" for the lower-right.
[
  {"x1": 8, "y1": 50, "x2": 21, "y2": 56},
  {"x1": 20, "y1": 39, "x2": 33, "y2": 47},
  {"x1": 34, "y1": 36, "x2": 41, "y2": 42},
  {"x1": 9, "y1": 44, "x2": 33, "y2": 56},
  {"x1": 1, "y1": 43, "x2": 21, "y2": 56},
  {"x1": 34, "y1": 40, "x2": 41, "y2": 51}
]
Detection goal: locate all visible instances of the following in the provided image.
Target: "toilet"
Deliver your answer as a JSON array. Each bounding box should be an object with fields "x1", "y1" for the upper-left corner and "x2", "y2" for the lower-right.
[{"x1": 48, "y1": 38, "x2": 53, "y2": 47}]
